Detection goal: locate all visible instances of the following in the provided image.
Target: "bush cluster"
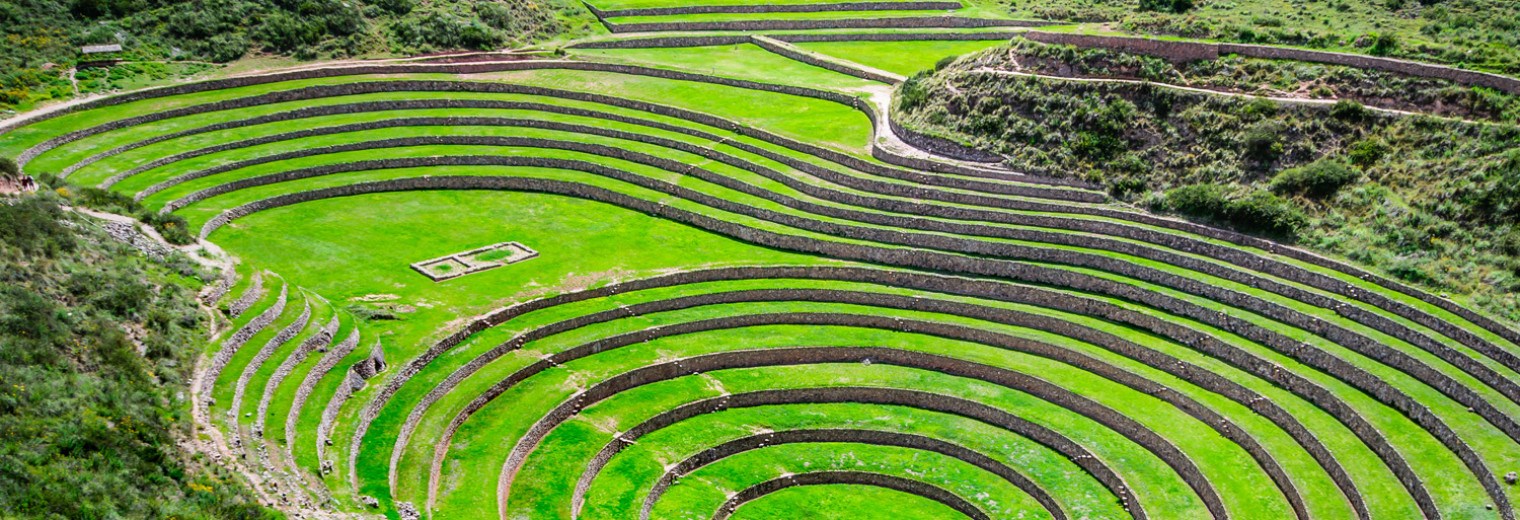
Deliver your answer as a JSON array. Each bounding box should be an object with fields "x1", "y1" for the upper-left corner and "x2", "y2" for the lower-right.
[
  {"x1": 1159, "y1": 184, "x2": 1310, "y2": 238},
  {"x1": 1271, "y1": 158, "x2": 1360, "y2": 197}
]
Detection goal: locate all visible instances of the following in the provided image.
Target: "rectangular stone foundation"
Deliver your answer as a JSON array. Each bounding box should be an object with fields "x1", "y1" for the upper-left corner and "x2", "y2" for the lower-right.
[{"x1": 410, "y1": 241, "x2": 539, "y2": 282}]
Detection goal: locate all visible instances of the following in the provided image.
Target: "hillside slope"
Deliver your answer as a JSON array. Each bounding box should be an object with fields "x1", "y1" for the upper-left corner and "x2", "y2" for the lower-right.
[{"x1": 0, "y1": 192, "x2": 280, "y2": 520}]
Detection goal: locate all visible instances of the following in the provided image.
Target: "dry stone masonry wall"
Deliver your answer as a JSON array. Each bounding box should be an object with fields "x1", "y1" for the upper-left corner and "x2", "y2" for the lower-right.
[
  {"x1": 231, "y1": 299, "x2": 311, "y2": 424},
  {"x1": 642, "y1": 429, "x2": 1066, "y2": 520},
  {"x1": 712, "y1": 471, "x2": 993, "y2": 520},
  {"x1": 586, "y1": 1, "x2": 964, "y2": 18},
  {"x1": 200, "y1": 283, "x2": 287, "y2": 416},
  {"x1": 227, "y1": 271, "x2": 265, "y2": 318},
  {"x1": 256, "y1": 313, "x2": 340, "y2": 435},
  {"x1": 284, "y1": 326, "x2": 358, "y2": 460}
]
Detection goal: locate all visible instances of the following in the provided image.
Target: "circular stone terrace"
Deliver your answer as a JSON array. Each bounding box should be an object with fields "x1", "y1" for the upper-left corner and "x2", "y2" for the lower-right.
[{"x1": 5, "y1": 2, "x2": 1520, "y2": 519}]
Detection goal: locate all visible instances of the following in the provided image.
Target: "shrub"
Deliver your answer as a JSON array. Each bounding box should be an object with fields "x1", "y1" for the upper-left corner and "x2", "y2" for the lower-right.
[
  {"x1": 1348, "y1": 138, "x2": 1391, "y2": 167},
  {"x1": 390, "y1": 11, "x2": 503, "y2": 51},
  {"x1": 1330, "y1": 99, "x2": 1370, "y2": 121},
  {"x1": 1465, "y1": 150, "x2": 1520, "y2": 222},
  {"x1": 372, "y1": 0, "x2": 413, "y2": 15},
  {"x1": 140, "y1": 211, "x2": 195, "y2": 245},
  {"x1": 897, "y1": 75, "x2": 931, "y2": 112},
  {"x1": 934, "y1": 55, "x2": 959, "y2": 71},
  {"x1": 1165, "y1": 183, "x2": 1231, "y2": 216},
  {"x1": 0, "y1": 156, "x2": 17, "y2": 179},
  {"x1": 75, "y1": 186, "x2": 141, "y2": 214},
  {"x1": 477, "y1": 2, "x2": 513, "y2": 29},
  {"x1": 1370, "y1": 33, "x2": 1399, "y2": 56},
  {"x1": 1242, "y1": 122, "x2": 1284, "y2": 163},
  {"x1": 1244, "y1": 97, "x2": 1278, "y2": 118},
  {"x1": 1229, "y1": 190, "x2": 1310, "y2": 237},
  {"x1": 1271, "y1": 158, "x2": 1360, "y2": 197},
  {"x1": 1140, "y1": 0, "x2": 1193, "y2": 12},
  {"x1": 259, "y1": 12, "x2": 322, "y2": 52},
  {"x1": 1108, "y1": 176, "x2": 1149, "y2": 198},
  {"x1": 1162, "y1": 184, "x2": 1308, "y2": 238},
  {"x1": 1074, "y1": 131, "x2": 1125, "y2": 161}
]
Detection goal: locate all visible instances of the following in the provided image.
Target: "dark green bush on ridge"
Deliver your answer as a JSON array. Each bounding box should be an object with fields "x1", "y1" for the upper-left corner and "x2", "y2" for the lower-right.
[
  {"x1": 1330, "y1": 99, "x2": 1371, "y2": 122},
  {"x1": 1369, "y1": 33, "x2": 1399, "y2": 56},
  {"x1": 1242, "y1": 122, "x2": 1285, "y2": 163},
  {"x1": 1272, "y1": 158, "x2": 1361, "y2": 197},
  {"x1": 1159, "y1": 184, "x2": 1309, "y2": 238},
  {"x1": 1347, "y1": 138, "x2": 1390, "y2": 168},
  {"x1": 1139, "y1": 0, "x2": 1195, "y2": 14}
]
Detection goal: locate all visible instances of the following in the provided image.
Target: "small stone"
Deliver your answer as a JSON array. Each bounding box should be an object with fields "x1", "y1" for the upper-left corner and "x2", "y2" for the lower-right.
[
  {"x1": 1505, "y1": 471, "x2": 1517, "y2": 485},
  {"x1": 360, "y1": 495, "x2": 380, "y2": 508}
]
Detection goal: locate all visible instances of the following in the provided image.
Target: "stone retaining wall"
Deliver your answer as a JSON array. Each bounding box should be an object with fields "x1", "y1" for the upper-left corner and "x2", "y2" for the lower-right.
[
  {"x1": 39, "y1": 72, "x2": 1088, "y2": 193},
  {"x1": 237, "y1": 178, "x2": 1442, "y2": 517},
  {"x1": 97, "y1": 101, "x2": 1059, "y2": 198},
  {"x1": 379, "y1": 266, "x2": 1367, "y2": 520},
  {"x1": 887, "y1": 116, "x2": 1003, "y2": 162},
  {"x1": 774, "y1": 31, "x2": 1024, "y2": 43},
  {"x1": 227, "y1": 271, "x2": 264, "y2": 318},
  {"x1": 639, "y1": 429, "x2": 1065, "y2": 520},
  {"x1": 202, "y1": 264, "x2": 237, "y2": 305},
  {"x1": 352, "y1": 341, "x2": 388, "y2": 380},
  {"x1": 1222, "y1": 43, "x2": 1520, "y2": 94},
  {"x1": 588, "y1": 1, "x2": 964, "y2": 18},
  {"x1": 602, "y1": 17, "x2": 1045, "y2": 34},
  {"x1": 319, "y1": 339, "x2": 385, "y2": 470},
  {"x1": 201, "y1": 284, "x2": 287, "y2": 415},
  {"x1": 317, "y1": 365, "x2": 368, "y2": 463},
  {"x1": 1023, "y1": 32, "x2": 1218, "y2": 62},
  {"x1": 566, "y1": 31, "x2": 1025, "y2": 50},
  {"x1": 257, "y1": 313, "x2": 339, "y2": 435},
  {"x1": 231, "y1": 299, "x2": 311, "y2": 425},
  {"x1": 750, "y1": 35, "x2": 904, "y2": 84},
  {"x1": 714, "y1": 471, "x2": 990, "y2": 520},
  {"x1": 570, "y1": 35, "x2": 755, "y2": 49},
  {"x1": 284, "y1": 327, "x2": 358, "y2": 458}
]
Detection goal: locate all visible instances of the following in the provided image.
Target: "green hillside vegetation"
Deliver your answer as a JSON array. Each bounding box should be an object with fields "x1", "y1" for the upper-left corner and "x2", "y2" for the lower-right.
[
  {"x1": 0, "y1": 0, "x2": 590, "y2": 112},
  {"x1": 0, "y1": 192, "x2": 280, "y2": 520},
  {"x1": 895, "y1": 38, "x2": 1520, "y2": 318},
  {"x1": 1005, "y1": 0, "x2": 1520, "y2": 74}
]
